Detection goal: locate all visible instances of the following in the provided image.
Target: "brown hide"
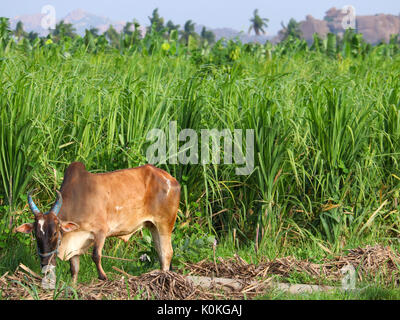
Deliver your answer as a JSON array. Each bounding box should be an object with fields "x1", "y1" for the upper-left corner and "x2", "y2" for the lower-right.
[
  {"x1": 57, "y1": 162, "x2": 180, "y2": 281},
  {"x1": 59, "y1": 162, "x2": 180, "y2": 238}
]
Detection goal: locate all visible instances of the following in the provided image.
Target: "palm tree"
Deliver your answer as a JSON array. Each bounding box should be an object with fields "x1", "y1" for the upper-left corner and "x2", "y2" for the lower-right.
[
  {"x1": 131, "y1": 20, "x2": 143, "y2": 40},
  {"x1": 123, "y1": 22, "x2": 134, "y2": 36},
  {"x1": 52, "y1": 20, "x2": 77, "y2": 39},
  {"x1": 248, "y1": 9, "x2": 269, "y2": 36},
  {"x1": 148, "y1": 8, "x2": 164, "y2": 33},
  {"x1": 201, "y1": 27, "x2": 215, "y2": 44},
  {"x1": 166, "y1": 20, "x2": 180, "y2": 35},
  {"x1": 14, "y1": 21, "x2": 27, "y2": 39},
  {"x1": 27, "y1": 31, "x2": 39, "y2": 42},
  {"x1": 0, "y1": 17, "x2": 11, "y2": 40},
  {"x1": 88, "y1": 27, "x2": 100, "y2": 37},
  {"x1": 180, "y1": 20, "x2": 196, "y2": 44},
  {"x1": 280, "y1": 18, "x2": 302, "y2": 40},
  {"x1": 121, "y1": 20, "x2": 142, "y2": 47},
  {"x1": 104, "y1": 25, "x2": 120, "y2": 48}
]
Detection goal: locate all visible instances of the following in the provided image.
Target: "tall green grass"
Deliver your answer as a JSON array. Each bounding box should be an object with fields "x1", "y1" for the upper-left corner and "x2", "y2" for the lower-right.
[{"x1": 0, "y1": 36, "x2": 399, "y2": 256}]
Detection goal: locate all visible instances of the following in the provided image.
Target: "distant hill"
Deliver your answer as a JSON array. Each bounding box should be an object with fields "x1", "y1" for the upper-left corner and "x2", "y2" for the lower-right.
[
  {"x1": 62, "y1": 9, "x2": 126, "y2": 35},
  {"x1": 10, "y1": 13, "x2": 47, "y2": 36},
  {"x1": 8, "y1": 7, "x2": 400, "y2": 45},
  {"x1": 194, "y1": 25, "x2": 271, "y2": 43},
  {"x1": 9, "y1": 9, "x2": 141, "y2": 37},
  {"x1": 274, "y1": 7, "x2": 400, "y2": 45},
  {"x1": 9, "y1": 8, "x2": 272, "y2": 43}
]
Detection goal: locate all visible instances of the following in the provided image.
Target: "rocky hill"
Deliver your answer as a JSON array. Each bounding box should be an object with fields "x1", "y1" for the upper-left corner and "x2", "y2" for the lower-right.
[
  {"x1": 356, "y1": 13, "x2": 400, "y2": 44},
  {"x1": 10, "y1": 13, "x2": 47, "y2": 36},
  {"x1": 277, "y1": 7, "x2": 400, "y2": 44},
  {"x1": 9, "y1": 9, "x2": 140, "y2": 37},
  {"x1": 194, "y1": 25, "x2": 271, "y2": 43},
  {"x1": 9, "y1": 9, "x2": 271, "y2": 43},
  {"x1": 62, "y1": 9, "x2": 126, "y2": 35},
  {"x1": 8, "y1": 7, "x2": 400, "y2": 45}
]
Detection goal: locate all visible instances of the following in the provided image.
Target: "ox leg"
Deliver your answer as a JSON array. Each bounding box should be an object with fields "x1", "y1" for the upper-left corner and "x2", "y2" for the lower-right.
[
  {"x1": 69, "y1": 255, "x2": 80, "y2": 284},
  {"x1": 149, "y1": 224, "x2": 173, "y2": 271},
  {"x1": 92, "y1": 233, "x2": 107, "y2": 280}
]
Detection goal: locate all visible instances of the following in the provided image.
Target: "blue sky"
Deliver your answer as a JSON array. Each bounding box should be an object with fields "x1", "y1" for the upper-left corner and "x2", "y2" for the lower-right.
[{"x1": 1, "y1": 0, "x2": 399, "y2": 34}]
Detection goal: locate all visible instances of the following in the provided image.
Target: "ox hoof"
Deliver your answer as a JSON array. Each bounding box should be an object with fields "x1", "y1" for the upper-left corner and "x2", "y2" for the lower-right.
[{"x1": 98, "y1": 274, "x2": 108, "y2": 281}]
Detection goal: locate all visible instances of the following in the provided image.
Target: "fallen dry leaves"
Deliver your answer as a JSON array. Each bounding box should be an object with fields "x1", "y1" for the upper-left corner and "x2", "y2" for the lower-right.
[{"x1": 0, "y1": 244, "x2": 399, "y2": 300}]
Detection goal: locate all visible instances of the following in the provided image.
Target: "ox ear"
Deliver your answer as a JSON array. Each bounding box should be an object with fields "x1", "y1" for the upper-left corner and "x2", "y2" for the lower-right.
[
  {"x1": 60, "y1": 221, "x2": 79, "y2": 233},
  {"x1": 15, "y1": 223, "x2": 34, "y2": 234}
]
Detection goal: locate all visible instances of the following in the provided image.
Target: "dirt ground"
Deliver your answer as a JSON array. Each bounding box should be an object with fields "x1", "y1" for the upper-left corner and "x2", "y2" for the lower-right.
[{"x1": 1, "y1": 244, "x2": 399, "y2": 300}]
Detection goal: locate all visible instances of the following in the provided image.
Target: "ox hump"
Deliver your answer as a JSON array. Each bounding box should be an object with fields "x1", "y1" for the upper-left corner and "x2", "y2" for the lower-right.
[{"x1": 67, "y1": 162, "x2": 87, "y2": 172}]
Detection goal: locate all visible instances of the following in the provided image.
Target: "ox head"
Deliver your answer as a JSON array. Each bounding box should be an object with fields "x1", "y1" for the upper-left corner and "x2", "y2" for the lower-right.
[{"x1": 16, "y1": 191, "x2": 79, "y2": 269}]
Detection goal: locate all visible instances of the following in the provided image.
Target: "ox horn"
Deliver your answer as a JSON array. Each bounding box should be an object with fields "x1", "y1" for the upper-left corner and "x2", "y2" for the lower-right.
[
  {"x1": 49, "y1": 190, "x2": 63, "y2": 216},
  {"x1": 27, "y1": 192, "x2": 41, "y2": 216}
]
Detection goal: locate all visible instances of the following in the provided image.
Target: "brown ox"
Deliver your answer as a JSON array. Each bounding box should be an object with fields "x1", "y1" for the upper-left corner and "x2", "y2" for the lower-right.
[{"x1": 16, "y1": 162, "x2": 180, "y2": 283}]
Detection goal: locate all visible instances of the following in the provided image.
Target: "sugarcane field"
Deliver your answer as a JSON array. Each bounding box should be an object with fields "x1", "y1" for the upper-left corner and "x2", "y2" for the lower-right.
[{"x1": 1, "y1": 1, "x2": 400, "y2": 304}]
